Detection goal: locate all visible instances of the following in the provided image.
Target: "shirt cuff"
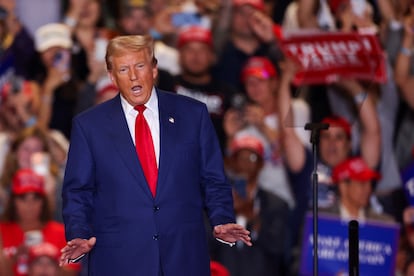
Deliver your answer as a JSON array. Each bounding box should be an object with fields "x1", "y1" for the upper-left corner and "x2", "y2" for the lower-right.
[{"x1": 215, "y1": 238, "x2": 236, "y2": 247}]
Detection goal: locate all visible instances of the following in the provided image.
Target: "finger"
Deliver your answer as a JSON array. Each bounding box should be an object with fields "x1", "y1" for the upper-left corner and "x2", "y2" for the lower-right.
[
  {"x1": 88, "y1": 237, "x2": 97, "y2": 247},
  {"x1": 241, "y1": 238, "x2": 253, "y2": 246},
  {"x1": 59, "y1": 258, "x2": 67, "y2": 267}
]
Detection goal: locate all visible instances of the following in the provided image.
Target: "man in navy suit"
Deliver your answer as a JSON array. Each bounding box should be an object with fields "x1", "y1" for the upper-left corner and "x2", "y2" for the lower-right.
[{"x1": 59, "y1": 35, "x2": 251, "y2": 275}]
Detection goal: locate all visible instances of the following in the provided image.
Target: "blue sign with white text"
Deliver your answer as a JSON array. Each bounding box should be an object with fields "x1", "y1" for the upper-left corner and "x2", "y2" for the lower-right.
[
  {"x1": 402, "y1": 161, "x2": 414, "y2": 206},
  {"x1": 299, "y1": 213, "x2": 399, "y2": 276}
]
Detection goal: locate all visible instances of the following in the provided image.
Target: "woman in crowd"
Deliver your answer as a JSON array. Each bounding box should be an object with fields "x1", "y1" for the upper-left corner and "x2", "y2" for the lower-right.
[
  {"x1": 0, "y1": 168, "x2": 79, "y2": 275},
  {"x1": 0, "y1": 126, "x2": 60, "y2": 217}
]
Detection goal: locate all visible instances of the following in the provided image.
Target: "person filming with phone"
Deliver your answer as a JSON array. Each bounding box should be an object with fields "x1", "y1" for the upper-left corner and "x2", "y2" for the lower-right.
[
  {"x1": 33, "y1": 23, "x2": 86, "y2": 139},
  {"x1": 59, "y1": 34, "x2": 251, "y2": 276}
]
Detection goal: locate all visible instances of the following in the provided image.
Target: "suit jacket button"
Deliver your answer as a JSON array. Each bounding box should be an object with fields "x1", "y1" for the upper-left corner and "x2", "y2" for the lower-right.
[
  {"x1": 153, "y1": 234, "x2": 159, "y2": 240},
  {"x1": 154, "y1": 206, "x2": 160, "y2": 211}
]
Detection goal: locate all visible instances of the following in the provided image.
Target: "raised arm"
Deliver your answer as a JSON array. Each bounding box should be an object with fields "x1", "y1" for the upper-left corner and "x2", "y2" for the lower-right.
[
  {"x1": 277, "y1": 59, "x2": 306, "y2": 173},
  {"x1": 297, "y1": 0, "x2": 319, "y2": 29},
  {"x1": 394, "y1": 15, "x2": 414, "y2": 109},
  {"x1": 336, "y1": 80, "x2": 381, "y2": 169}
]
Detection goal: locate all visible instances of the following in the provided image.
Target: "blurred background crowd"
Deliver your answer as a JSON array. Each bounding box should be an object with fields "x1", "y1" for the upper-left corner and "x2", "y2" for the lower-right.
[{"x1": 0, "y1": 0, "x2": 414, "y2": 275}]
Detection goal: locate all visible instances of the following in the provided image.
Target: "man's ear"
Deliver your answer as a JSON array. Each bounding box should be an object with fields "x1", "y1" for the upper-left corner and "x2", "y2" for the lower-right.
[{"x1": 107, "y1": 72, "x2": 118, "y2": 88}]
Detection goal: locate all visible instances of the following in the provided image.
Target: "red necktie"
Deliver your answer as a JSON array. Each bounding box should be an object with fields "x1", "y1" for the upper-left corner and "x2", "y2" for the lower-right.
[{"x1": 134, "y1": 105, "x2": 158, "y2": 197}]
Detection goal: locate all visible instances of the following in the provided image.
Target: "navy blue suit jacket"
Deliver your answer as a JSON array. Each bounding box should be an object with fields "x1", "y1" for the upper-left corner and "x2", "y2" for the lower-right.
[{"x1": 62, "y1": 89, "x2": 235, "y2": 275}]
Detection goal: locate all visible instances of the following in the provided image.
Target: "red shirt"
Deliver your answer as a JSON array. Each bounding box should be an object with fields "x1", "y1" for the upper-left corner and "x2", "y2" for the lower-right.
[{"x1": 0, "y1": 221, "x2": 79, "y2": 275}]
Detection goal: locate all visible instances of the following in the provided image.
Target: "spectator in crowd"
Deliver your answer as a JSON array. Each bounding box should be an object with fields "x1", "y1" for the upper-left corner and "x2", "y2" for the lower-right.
[
  {"x1": 224, "y1": 56, "x2": 311, "y2": 209},
  {"x1": 62, "y1": 0, "x2": 117, "y2": 74},
  {"x1": 283, "y1": 0, "x2": 334, "y2": 31},
  {"x1": 0, "y1": 1, "x2": 37, "y2": 83},
  {"x1": 33, "y1": 23, "x2": 84, "y2": 139},
  {"x1": 323, "y1": 63, "x2": 403, "y2": 221},
  {"x1": 289, "y1": 0, "x2": 375, "y2": 32},
  {"x1": 392, "y1": 5, "x2": 414, "y2": 171},
  {"x1": 62, "y1": 0, "x2": 119, "y2": 115},
  {"x1": 46, "y1": 129, "x2": 70, "y2": 222},
  {"x1": 0, "y1": 75, "x2": 41, "y2": 133},
  {"x1": 27, "y1": 242, "x2": 61, "y2": 276},
  {"x1": 174, "y1": 25, "x2": 240, "y2": 152},
  {"x1": 403, "y1": 254, "x2": 414, "y2": 276},
  {"x1": 63, "y1": 0, "x2": 116, "y2": 55},
  {"x1": 323, "y1": 157, "x2": 395, "y2": 222},
  {"x1": 396, "y1": 206, "x2": 414, "y2": 275},
  {"x1": 223, "y1": 56, "x2": 313, "y2": 274},
  {"x1": 0, "y1": 127, "x2": 60, "y2": 217},
  {"x1": 210, "y1": 134, "x2": 290, "y2": 275},
  {"x1": 212, "y1": 0, "x2": 282, "y2": 91},
  {"x1": 316, "y1": 79, "x2": 381, "y2": 209},
  {"x1": 0, "y1": 168, "x2": 78, "y2": 275}
]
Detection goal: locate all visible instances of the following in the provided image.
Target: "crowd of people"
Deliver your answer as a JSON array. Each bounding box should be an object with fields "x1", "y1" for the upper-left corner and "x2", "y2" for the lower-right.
[{"x1": 0, "y1": 0, "x2": 413, "y2": 275}]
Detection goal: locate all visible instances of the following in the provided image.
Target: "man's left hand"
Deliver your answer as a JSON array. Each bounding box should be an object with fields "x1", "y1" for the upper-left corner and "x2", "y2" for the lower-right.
[{"x1": 213, "y1": 224, "x2": 252, "y2": 246}]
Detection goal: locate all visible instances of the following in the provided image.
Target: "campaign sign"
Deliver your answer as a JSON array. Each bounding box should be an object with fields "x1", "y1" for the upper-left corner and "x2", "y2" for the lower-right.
[
  {"x1": 279, "y1": 32, "x2": 387, "y2": 86},
  {"x1": 402, "y1": 161, "x2": 414, "y2": 206},
  {"x1": 299, "y1": 213, "x2": 399, "y2": 276}
]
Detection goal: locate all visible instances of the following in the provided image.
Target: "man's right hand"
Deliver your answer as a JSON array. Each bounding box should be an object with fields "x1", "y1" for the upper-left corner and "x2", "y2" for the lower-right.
[{"x1": 59, "y1": 237, "x2": 96, "y2": 266}]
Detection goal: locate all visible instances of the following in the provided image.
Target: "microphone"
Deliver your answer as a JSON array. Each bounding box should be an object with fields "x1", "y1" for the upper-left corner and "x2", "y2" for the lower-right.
[{"x1": 348, "y1": 220, "x2": 359, "y2": 276}]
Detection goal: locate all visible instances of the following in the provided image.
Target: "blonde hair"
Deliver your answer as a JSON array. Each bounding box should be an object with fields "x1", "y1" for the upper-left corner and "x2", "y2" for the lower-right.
[{"x1": 105, "y1": 35, "x2": 157, "y2": 71}]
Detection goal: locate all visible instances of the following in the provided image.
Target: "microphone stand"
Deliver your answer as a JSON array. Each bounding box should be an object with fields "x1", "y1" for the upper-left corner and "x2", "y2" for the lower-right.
[
  {"x1": 304, "y1": 122, "x2": 329, "y2": 276},
  {"x1": 349, "y1": 220, "x2": 359, "y2": 276}
]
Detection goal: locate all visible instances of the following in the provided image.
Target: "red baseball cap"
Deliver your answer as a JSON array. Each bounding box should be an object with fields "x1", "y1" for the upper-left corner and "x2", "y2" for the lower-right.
[
  {"x1": 241, "y1": 56, "x2": 277, "y2": 83},
  {"x1": 12, "y1": 169, "x2": 45, "y2": 196},
  {"x1": 230, "y1": 135, "x2": 264, "y2": 158},
  {"x1": 332, "y1": 157, "x2": 381, "y2": 183},
  {"x1": 28, "y1": 242, "x2": 60, "y2": 264},
  {"x1": 329, "y1": 0, "x2": 350, "y2": 15},
  {"x1": 232, "y1": 0, "x2": 265, "y2": 11},
  {"x1": 321, "y1": 115, "x2": 352, "y2": 138},
  {"x1": 177, "y1": 25, "x2": 213, "y2": 49}
]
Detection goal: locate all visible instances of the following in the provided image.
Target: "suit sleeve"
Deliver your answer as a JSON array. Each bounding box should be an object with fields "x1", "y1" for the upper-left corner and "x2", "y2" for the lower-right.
[
  {"x1": 62, "y1": 117, "x2": 95, "y2": 241},
  {"x1": 198, "y1": 105, "x2": 236, "y2": 227}
]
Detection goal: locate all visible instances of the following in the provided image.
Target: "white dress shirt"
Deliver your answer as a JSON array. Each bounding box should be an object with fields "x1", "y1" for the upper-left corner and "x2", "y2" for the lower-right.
[{"x1": 121, "y1": 87, "x2": 160, "y2": 167}]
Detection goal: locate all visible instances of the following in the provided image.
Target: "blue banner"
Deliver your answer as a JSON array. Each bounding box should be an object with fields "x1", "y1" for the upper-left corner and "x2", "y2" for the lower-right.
[
  {"x1": 299, "y1": 212, "x2": 399, "y2": 276},
  {"x1": 402, "y1": 161, "x2": 414, "y2": 206}
]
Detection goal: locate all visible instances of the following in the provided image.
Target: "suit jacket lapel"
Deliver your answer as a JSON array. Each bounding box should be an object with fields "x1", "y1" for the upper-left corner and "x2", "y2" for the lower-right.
[
  {"x1": 156, "y1": 91, "x2": 177, "y2": 197},
  {"x1": 107, "y1": 95, "x2": 154, "y2": 199}
]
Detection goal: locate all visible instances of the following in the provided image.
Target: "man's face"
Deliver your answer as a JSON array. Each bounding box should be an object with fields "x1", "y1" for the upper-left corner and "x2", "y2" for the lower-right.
[
  {"x1": 119, "y1": 8, "x2": 151, "y2": 35},
  {"x1": 179, "y1": 42, "x2": 213, "y2": 76},
  {"x1": 340, "y1": 179, "x2": 372, "y2": 209},
  {"x1": 108, "y1": 49, "x2": 157, "y2": 106},
  {"x1": 233, "y1": 149, "x2": 262, "y2": 180},
  {"x1": 231, "y1": 5, "x2": 255, "y2": 37},
  {"x1": 244, "y1": 76, "x2": 276, "y2": 105},
  {"x1": 319, "y1": 127, "x2": 350, "y2": 168}
]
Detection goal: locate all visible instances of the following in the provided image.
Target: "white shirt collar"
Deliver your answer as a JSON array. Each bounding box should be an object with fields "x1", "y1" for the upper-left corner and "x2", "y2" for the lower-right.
[
  {"x1": 120, "y1": 87, "x2": 158, "y2": 116},
  {"x1": 339, "y1": 202, "x2": 366, "y2": 223}
]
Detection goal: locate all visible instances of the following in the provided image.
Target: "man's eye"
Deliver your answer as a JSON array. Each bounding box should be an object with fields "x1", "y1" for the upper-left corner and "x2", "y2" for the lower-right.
[
  {"x1": 119, "y1": 68, "x2": 128, "y2": 74},
  {"x1": 135, "y1": 64, "x2": 144, "y2": 69}
]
